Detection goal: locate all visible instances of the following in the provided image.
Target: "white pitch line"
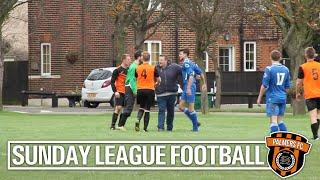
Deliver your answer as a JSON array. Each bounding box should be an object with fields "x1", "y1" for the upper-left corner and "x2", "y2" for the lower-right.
[
  {"x1": 40, "y1": 110, "x2": 52, "y2": 113},
  {"x1": 12, "y1": 111, "x2": 28, "y2": 114}
]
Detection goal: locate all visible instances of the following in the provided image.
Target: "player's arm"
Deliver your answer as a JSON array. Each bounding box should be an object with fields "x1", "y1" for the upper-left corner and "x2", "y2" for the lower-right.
[
  {"x1": 111, "y1": 69, "x2": 120, "y2": 98},
  {"x1": 194, "y1": 64, "x2": 207, "y2": 92},
  {"x1": 284, "y1": 69, "x2": 291, "y2": 93},
  {"x1": 257, "y1": 85, "x2": 266, "y2": 107},
  {"x1": 257, "y1": 68, "x2": 270, "y2": 106},
  {"x1": 296, "y1": 67, "x2": 304, "y2": 100}
]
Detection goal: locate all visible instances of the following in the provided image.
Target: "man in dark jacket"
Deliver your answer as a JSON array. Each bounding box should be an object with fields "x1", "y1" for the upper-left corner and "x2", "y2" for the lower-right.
[{"x1": 156, "y1": 55, "x2": 182, "y2": 131}]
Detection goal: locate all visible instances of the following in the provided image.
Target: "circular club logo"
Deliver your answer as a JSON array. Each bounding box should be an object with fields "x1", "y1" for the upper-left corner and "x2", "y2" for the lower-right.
[{"x1": 275, "y1": 150, "x2": 296, "y2": 171}]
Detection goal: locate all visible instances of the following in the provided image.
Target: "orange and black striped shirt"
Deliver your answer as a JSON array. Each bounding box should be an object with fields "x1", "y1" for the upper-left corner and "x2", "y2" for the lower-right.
[
  {"x1": 136, "y1": 63, "x2": 159, "y2": 90},
  {"x1": 111, "y1": 66, "x2": 127, "y2": 94}
]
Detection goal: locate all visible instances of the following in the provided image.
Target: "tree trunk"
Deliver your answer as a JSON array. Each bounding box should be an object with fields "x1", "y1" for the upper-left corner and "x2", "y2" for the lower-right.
[
  {"x1": 113, "y1": 25, "x2": 126, "y2": 66},
  {"x1": 283, "y1": 35, "x2": 308, "y2": 115},
  {"x1": 194, "y1": 38, "x2": 209, "y2": 114},
  {"x1": 0, "y1": 29, "x2": 4, "y2": 110},
  {"x1": 134, "y1": 30, "x2": 146, "y2": 51},
  {"x1": 292, "y1": 99, "x2": 306, "y2": 115},
  {"x1": 214, "y1": 62, "x2": 221, "y2": 109},
  {"x1": 200, "y1": 72, "x2": 209, "y2": 114}
]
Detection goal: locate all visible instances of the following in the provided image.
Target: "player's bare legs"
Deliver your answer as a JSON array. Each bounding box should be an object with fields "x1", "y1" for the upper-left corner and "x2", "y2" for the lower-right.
[
  {"x1": 317, "y1": 109, "x2": 320, "y2": 123},
  {"x1": 269, "y1": 116, "x2": 278, "y2": 133},
  {"x1": 310, "y1": 109, "x2": 318, "y2": 124},
  {"x1": 188, "y1": 103, "x2": 195, "y2": 112},
  {"x1": 309, "y1": 109, "x2": 319, "y2": 139}
]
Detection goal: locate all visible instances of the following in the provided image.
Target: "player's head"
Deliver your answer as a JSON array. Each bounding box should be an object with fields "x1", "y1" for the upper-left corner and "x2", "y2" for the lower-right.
[
  {"x1": 121, "y1": 54, "x2": 132, "y2": 67},
  {"x1": 179, "y1": 48, "x2": 189, "y2": 61},
  {"x1": 134, "y1": 50, "x2": 143, "y2": 64},
  {"x1": 142, "y1": 51, "x2": 150, "y2": 62},
  {"x1": 305, "y1": 47, "x2": 316, "y2": 60},
  {"x1": 159, "y1": 55, "x2": 168, "y2": 67},
  {"x1": 270, "y1": 50, "x2": 282, "y2": 62}
]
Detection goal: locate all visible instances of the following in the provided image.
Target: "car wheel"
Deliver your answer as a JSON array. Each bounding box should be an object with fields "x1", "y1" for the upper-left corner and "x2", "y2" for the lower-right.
[
  {"x1": 83, "y1": 100, "x2": 89, "y2": 107},
  {"x1": 109, "y1": 95, "x2": 115, "y2": 108},
  {"x1": 88, "y1": 102, "x2": 99, "y2": 108}
]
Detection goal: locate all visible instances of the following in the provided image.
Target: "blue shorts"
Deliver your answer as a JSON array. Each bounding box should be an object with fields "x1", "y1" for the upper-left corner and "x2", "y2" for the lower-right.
[
  {"x1": 266, "y1": 102, "x2": 286, "y2": 117},
  {"x1": 181, "y1": 87, "x2": 196, "y2": 103}
]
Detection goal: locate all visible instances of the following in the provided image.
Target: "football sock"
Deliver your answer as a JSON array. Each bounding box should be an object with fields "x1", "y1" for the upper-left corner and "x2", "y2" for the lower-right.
[
  {"x1": 183, "y1": 108, "x2": 192, "y2": 120},
  {"x1": 118, "y1": 113, "x2": 129, "y2": 127},
  {"x1": 270, "y1": 122, "x2": 278, "y2": 133},
  {"x1": 311, "y1": 122, "x2": 319, "y2": 139},
  {"x1": 137, "y1": 109, "x2": 144, "y2": 123},
  {"x1": 189, "y1": 111, "x2": 199, "y2": 131},
  {"x1": 278, "y1": 121, "x2": 287, "y2": 132},
  {"x1": 111, "y1": 113, "x2": 118, "y2": 128},
  {"x1": 143, "y1": 112, "x2": 150, "y2": 131}
]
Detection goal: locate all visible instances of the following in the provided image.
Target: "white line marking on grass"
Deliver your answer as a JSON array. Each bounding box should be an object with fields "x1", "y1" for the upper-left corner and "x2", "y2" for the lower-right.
[
  {"x1": 12, "y1": 111, "x2": 28, "y2": 114},
  {"x1": 40, "y1": 110, "x2": 52, "y2": 113}
]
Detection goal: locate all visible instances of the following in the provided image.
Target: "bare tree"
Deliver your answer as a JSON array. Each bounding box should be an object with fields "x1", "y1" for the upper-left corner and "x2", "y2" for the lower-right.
[
  {"x1": 176, "y1": 0, "x2": 239, "y2": 112},
  {"x1": 0, "y1": 0, "x2": 28, "y2": 110},
  {"x1": 263, "y1": 0, "x2": 320, "y2": 115},
  {"x1": 108, "y1": 0, "x2": 172, "y2": 64}
]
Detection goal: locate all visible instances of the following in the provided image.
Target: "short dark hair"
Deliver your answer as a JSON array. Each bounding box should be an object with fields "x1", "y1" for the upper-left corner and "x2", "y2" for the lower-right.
[
  {"x1": 159, "y1": 55, "x2": 167, "y2": 60},
  {"x1": 142, "y1": 51, "x2": 150, "y2": 61},
  {"x1": 180, "y1": 48, "x2": 190, "y2": 56},
  {"x1": 270, "y1": 50, "x2": 282, "y2": 61},
  {"x1": 305, "y1": 47, "x2": 316, "y2": 59},
  {"x1": 121, "y1": 54, "x2": 130, "y2": 61},
  {"x1": 134, "y1": 50, "x2": 142, "y2": 60}
]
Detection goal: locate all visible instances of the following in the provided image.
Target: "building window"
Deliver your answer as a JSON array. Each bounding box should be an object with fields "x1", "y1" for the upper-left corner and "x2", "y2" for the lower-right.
[
  {"x1": 244, "y1": 42, "x2": 256, "y2": 71},
  {"x1": 219, "y1": 47, "x2": 234, "y2": 71},
  {"x1": 148, "y1": 0, "x2": 161, "y2": 11},
  {"x1": 41, "y1": 43, "x2": 51, "y2": 76},
  {"x1": 143, "y1": 40, "x2": 162, "y2": 64}
]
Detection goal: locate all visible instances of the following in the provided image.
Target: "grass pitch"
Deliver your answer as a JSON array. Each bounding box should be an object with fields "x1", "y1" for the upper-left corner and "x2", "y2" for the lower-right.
[{"x1": 0, "y1": 111, "x2": 319, "y2": 180}]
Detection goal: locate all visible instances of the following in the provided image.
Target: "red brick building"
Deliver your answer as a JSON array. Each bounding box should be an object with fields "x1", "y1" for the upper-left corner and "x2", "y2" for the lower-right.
[{"x1": 28, "y1": 1, "x2": 281, "y2": 93}]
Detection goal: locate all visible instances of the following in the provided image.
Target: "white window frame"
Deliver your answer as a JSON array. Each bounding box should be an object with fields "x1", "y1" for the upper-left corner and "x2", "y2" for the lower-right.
[
  {"x1": 203, "y1": 51, "x2": 209, "y2": 72},
  {"x1": 148, "y1": 0, "x2": 162, "y2": 11},
  {"x1": 41, "y1": 43, "x2": 51, "y2": 76},
  {"x1": 243, "y1": 41, "x2": 256, "y2": 71},
  {"x1": 144, "y1": 40, "x2": 162, "y2": 64},
  {"x1": 218, "y1": 46, "x2": 235, "y2": 71}
]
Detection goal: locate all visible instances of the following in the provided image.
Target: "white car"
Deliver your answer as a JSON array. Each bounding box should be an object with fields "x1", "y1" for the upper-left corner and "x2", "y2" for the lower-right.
[{"x1": 82, "y1": 67, "x2": 116, "y2": 108}]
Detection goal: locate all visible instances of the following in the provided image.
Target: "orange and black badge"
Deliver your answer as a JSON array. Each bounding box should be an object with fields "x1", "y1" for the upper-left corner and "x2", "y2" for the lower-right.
[{"x1": 265, "y1": 132, "x2": 311, "y2": 178}]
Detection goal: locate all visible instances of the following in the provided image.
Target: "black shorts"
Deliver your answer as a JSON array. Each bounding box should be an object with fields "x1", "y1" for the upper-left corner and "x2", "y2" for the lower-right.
[
  {"x1": 306, "y1": 98, "x2": 320, "y2": 111},
  {"x1": 114, "y1": 93, "x2": 125, "y2": 106},
  {"x1": 137, "y1": 89, "x2": 155, "y2": 110}
]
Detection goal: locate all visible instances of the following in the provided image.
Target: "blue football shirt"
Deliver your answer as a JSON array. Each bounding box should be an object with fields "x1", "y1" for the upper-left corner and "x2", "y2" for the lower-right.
[
  {"x1": 182, "y1": 59, "x2": 195, "y2": 87},
  {"x1": 262, "y1": 63, "x2": 291, "y2": 103}
]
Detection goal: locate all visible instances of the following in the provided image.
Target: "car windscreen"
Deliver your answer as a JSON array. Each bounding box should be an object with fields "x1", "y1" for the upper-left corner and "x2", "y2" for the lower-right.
[{"x1": 86, "y1": 70, "x2": 113, "y2": 80}]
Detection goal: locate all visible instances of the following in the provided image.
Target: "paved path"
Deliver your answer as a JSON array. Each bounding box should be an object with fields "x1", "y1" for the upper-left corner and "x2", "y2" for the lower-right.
[{"x1": 3, "y1": 105, "x2": 268, "y2": 116}]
